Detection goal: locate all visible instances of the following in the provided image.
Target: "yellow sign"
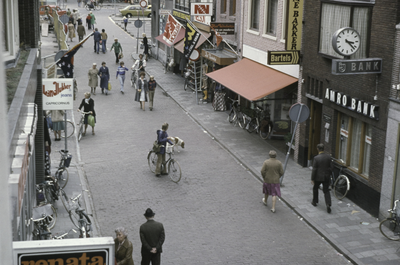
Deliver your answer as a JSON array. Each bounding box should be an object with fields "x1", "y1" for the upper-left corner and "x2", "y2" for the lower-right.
[
  {"x1": 286, "y1": 0, "x2": 303, "y2": 51},
  {"x1": 172, "y1": 10, "x2": 190, "y2": 21}
]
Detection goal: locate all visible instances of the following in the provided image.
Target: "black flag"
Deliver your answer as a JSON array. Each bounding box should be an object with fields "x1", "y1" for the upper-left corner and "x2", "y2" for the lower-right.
[{"x1": 184, "y1": 22, "x2": 201, "y2": 60}]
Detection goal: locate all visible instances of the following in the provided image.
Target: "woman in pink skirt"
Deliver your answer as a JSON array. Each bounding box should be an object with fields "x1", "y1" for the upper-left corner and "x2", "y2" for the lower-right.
[{"x1": 261, "y1": 150, "x2": 284, "y2": 213}]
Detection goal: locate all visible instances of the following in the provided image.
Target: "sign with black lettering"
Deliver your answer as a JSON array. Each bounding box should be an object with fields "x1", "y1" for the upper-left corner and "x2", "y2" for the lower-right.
[
  {"x1": 285, "y1": 0, "x2": 303, "y2": 51},
  {"x1": 19, "y1": 250, "x2": 108, "y2": 265},
  {"x1": 325, "y1": 88, "x2": 379, "y2": 120},
  {"x1": 332, "y1": 58, "x2": 382, "y2": 75},
  {"x1": 210, "y1": 22, "x2": 235, "y2": 35},
  {"x1": 268, "y1": 51, "x2": 300, "y2": 65}
]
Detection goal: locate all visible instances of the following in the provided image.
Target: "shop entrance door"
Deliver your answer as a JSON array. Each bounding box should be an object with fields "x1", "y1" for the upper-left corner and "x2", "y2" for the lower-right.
[{"x1": 308, "y1": 101, "x2": 323, "y2": 163}]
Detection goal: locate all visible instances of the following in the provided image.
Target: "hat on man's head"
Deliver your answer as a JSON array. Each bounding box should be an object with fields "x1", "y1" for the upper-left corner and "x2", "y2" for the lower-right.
[{"x1": 144, "y1": 208, "x2": 155, "y2": 217}]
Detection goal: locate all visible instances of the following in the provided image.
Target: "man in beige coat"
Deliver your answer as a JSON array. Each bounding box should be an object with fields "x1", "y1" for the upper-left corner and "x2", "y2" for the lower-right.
[
  {"x1": 261, "y1": 150, "x2": 284, "y2": 213},
  {"x1": 88, "y1": 63, "x2": 99, "y2": 95}
]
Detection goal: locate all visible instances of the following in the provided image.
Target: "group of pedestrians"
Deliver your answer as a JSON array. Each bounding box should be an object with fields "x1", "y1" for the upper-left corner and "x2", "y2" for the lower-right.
[
  {"x1": 93, "y1": 28, "x2": 108, "y2": 54},
  {"x1": 114, "y1": 208, "x2": 165, "y2": 265},
  {"x1": 261, "y1": 143, "x2": 333, "y2": 214}
]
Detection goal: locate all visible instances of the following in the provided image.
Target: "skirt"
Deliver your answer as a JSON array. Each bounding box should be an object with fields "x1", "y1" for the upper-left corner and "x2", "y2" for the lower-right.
[
  {"x1": 52, "y1": 121, "x2": 65, "y2": 131},
  {"x1": 263, "y1": 183, "x2": 281, "y2": 197},
  {"x1": 140, "y1": 90, "x2": 146, "y2": 101}
]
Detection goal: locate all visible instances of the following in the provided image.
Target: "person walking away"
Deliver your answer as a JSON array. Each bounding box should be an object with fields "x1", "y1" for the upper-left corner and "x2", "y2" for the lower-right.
[
  {"x1": 88, "y1": 63, "x2": 99, "y2": 95},
  {"x1": 66, "y1": 8, "x2": 71, "y2": 16},
  {"x1": 131, "y1": 54, "x2": 146, "y2": 74},
  {"x1": 140, "y1": 208, "x2": 165, "y2": 265},
  {"x1": 123, "y1": 16, "x2": 128, "y2": 31},
  {"x1": 98, "y1": 62, "x2": 110, "y2": 95},
  {"x1": 89, "y1": 11, "x2": 96, "y2": 29},
  {"x1": 142, "y1": 33, "x2": 149, "y2": 61},
  {"x1": 101, "y1": 29, "x2": 108, "y2": 53},
  {"x1": 67, "y1": 22, "x2": 76, "y2": 42},
  {"x1": 110, "y1": 38, "x2": 123, "y2": 63},
  {"x1": 77, "y1": 22, "x2": 86, "y2": 43},
  {"x1": 261, "y1": 150, "x2": 284, "y2": 213},
  {"x1": 68, "y1": 14, "x2": 74, "y2": 26},
  {"x1": 72, "y1": 9, "x2": 79, "y2": 29},
  {"x1": 148, "y1": 76, "x2": 157, "y2": 111},
  {"x1": 155, "y1": 123, "x2": 173, "y2": 176},
  {"x1": 93, "y1": 28, "x2": 101, "y2": 54},
  {"x1": 78, "y1": 0, "x2": 82, "y2": 7},
  {"x1": 114, "y1": 227, "x2": 134, "y2": 265},
  {"x1": 77, "y1": 92, "x2": 96, "y2": 136},
  {"x1": 116, "y1": 61, "x2": 129, "y2": 94},
  {"x1": 135, "y1": 72, "x2": 148, "y2": 111},
  {"x1": 48, "y1": 110, "x2": 65, "y2": 141},
  {"x1": 311, "y1": 143, "x2": 333, "y2": 213},
  {"x1": 86, "y1": 13, "x2": 92, "y2": 30}
]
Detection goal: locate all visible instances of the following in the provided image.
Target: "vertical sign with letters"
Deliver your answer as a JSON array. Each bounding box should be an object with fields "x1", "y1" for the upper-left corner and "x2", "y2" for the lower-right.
[{"x1": 286, "y1": 0, "x2": 304, "y2": 51}]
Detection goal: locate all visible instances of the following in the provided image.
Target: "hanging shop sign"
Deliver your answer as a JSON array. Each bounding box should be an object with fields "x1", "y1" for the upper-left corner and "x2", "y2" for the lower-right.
[
  {"x1": 332, "y1": 58, "x2": 382, "y2": 75},
  {"x1": 42, "y1": 78, "x2": 73, "y2": 110},
  {"x1": 210, "y1": 22, "x2": 235, "y2": 35},
  {"x1": 285, "y1": 0, "x2": 304, "y2": 51},
  {"x1": 325, "y1": 88, "x2": 379, "y2": 120},
  {"x1": 267, "y1": 51, "x2": 300, "y2": 65},
  {"x1": 193, "y1": 15, "x2": 211, "y2": 25},
  {"x1": 190, "y1": 3, "x2": 213, "y2": 16},
  {"x1": 172, "y1": 10, "x2": 190, "y2": 21}
]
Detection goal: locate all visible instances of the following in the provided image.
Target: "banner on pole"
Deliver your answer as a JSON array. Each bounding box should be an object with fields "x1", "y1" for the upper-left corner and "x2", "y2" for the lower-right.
[
  {"x1": 42, "y1": 79, "x2": 74, "y2": 110},
  {"x1": 163, "y1": 14, "x2": 183, "y2": 45},
  {"x1": 184, "y1": 22, "x2": 201, "y2": 60}
]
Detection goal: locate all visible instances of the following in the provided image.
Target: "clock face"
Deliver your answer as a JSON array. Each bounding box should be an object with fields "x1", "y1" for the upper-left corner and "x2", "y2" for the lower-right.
[{"x1": 332, "y1": 27, "x2": 361, "y2": 56}]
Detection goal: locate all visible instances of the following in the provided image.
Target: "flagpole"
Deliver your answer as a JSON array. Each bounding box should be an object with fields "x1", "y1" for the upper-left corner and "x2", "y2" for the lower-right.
[
  {"x1": 222, "y1": 39, "x2": 238, "y2": 56},
  {"x1": 185, "y1": 18, "x2": 215, "y2": 48},
  {"x1": 55, "y1": 32, "x2": 94, "y2": 65}
]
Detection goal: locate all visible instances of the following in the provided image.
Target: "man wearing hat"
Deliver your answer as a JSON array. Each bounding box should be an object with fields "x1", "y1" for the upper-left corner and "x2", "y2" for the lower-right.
[{"x1": 140, "y1": 208, "x2": 165, "y2": 265}]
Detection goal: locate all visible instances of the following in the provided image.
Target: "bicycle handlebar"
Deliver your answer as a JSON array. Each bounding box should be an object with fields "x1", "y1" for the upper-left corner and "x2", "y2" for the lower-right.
[
  {"x1": 71, "y1": 194, "x2": 82, "y2": 202},
  {"x1": 78, "y1": 111, "x2": 92, "y2": 115}
]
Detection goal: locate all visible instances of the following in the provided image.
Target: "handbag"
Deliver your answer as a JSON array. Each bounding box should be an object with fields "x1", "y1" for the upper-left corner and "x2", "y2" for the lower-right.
[
  {"x1": 140, "y1": 43, "x2": 144, "y2": 49},
  {"x1": 153, "y1": 140, "x2": 161, "y2": 153},
  {"x1": 138, "y1": 89, "x2": 142, "y2": 92},
  {"x1": 108, "y1": 82, "x2": 112, "y2": 91},
  {"x1": 99, "y1": 40, "x2": 102, "y2": 44},
  {"x1": 118, "y1": 52, "x2": 123, "y2": 59},
  {"x1": 88, "y1": 115, "x2": 95, "y2": 128}
]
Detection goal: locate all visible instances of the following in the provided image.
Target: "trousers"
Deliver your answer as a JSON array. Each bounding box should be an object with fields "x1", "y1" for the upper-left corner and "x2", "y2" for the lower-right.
[
  {"x1": 312, "y1": 180, "x2": 331, "y2": 206},
  {"x1": 101, "y1": 39, "x2": 107, "y2": 53},
  {"x1": 118, "y1": 75, "x2": 125, "y2": 92},
  {"x1": 148, "y1": 90, "x2": 155, "y2": 109},
  {"x1": 155, "y1": 153, "x2": 166, "y2": 175}
]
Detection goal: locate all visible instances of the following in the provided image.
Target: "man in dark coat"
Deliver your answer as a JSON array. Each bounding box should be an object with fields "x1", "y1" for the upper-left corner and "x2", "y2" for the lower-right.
[
  {"x1": 311, "y1": 143, "x2": 333, "y2": 213},
  {"x1": 93, "y1": 28, "x2": 101, "y2": 54},
  {"x1": 140, "y1": 208, "x2": 165, "y2": 265}
]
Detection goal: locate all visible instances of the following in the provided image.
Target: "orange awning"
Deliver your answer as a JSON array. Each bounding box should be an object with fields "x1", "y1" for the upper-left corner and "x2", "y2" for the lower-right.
[
  {"x1": 206, "y1": 58, "x2": 298, "y2": 101},
  {"x1": 174, "y1": 30, "x2": 211, "y2": 53},
  {"x1": 155, "y1": 29, "x2": 186, "y2": 47}
]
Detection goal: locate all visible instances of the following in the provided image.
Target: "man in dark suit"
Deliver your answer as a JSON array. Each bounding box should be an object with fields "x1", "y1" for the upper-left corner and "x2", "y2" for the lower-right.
[
  {"x1": 93, "y1": 28, "x2": 101, "y2": 54},
  {"x1": 140, "y1": 208, "x2": 165, "y2": 265},
  {"x1": 311, "y1": 143, "x2": 333, "y2": 213}
]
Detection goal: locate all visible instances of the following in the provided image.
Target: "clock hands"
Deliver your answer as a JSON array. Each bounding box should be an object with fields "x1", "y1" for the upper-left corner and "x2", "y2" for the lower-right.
[{"x1": 345, "y1": 39, "x2": 356, "y2": 50}]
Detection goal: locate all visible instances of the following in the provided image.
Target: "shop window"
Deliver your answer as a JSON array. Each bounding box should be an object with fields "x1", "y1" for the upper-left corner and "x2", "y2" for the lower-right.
[
  {"x1": 229, "y1": 0, "x2": 236, "y2": 16},
  {"x1": 249, "y1": 0, "x2": 260, "y2": 30},
  {"x1": 221, "y1": 0, "x2": 227, "y2": 14},
  {"x1": 319, "y1": 2, "x2": 371, "y2": 59},
  {"x1": 281, "y1": 0, "x2": 287, "y2": 41},
  {"x1": 337, "y1": 113, "x2": 372, "y2": 178},
  {"x1": 265, "y1": 0, "x2": 278, "y2": 36}
]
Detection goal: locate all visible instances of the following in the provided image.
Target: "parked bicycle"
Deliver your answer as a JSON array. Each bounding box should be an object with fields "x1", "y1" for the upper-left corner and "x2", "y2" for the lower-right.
[
  {"x1": 246, "y1": 106, "x2": 273, "y2": 140},
  {"x1": 183, "y1": 68, "x2": 191, "y2": 91},
  {"x1": 330, "y1": 161, "x2": 350, "y2": 200},
  {"x1": 54, "y1": 150, "x2": 72, "y2": 189},
  {"x1": 164, "y1": 56, "x2": 174, "y2": 74},
  {"x1": 46, "y1": 112, "x2": 75, "y2": 138},
  {"x1": 380, "y1": 199, "x2": 400, "y2": 241},
  {"x1": 85, "y1": 2, "x2": 101, "y2": 10},
  {"x1": 36, "y1": 183, "x2": 58, "y2": 229},
  {"x1": 60, "y1": 192, "x2": 92, "y2": 238},
  {"x1": 77, "y1": 111, "x2": 91, "y2": 142},
  {"x1": 31, "y1": 204, "x2": 55, "y2": 239},
  {"x1": 147, "y1": 143, "x2": 182, "y2": 183},
  {"x1": 227, "y1": 97, "x2": 244, "y2": 128}
]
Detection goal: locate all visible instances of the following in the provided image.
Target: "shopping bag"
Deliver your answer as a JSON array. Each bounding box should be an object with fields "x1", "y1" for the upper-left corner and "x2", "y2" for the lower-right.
[
  {"x1": 108, "y1": 82, "x2": 112, "y2": 91},
  {"x1": 118, "y1": 52, "x2": 123, "y2": 59},
  {"x1": 88, "y1": 115, "x2": 95, "y2": 128}
]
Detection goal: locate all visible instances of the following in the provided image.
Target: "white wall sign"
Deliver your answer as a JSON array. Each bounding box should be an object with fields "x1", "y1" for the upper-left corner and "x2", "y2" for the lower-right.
[
  {"x1": 42, "y1": 78, "x2": 74, "y2": 110},
  {"x1": 190, "y1": 3, "x2": 213, "y2": 16},
  {"x1": 193, "y1": 15, "x2": 211, "y2": 25}
]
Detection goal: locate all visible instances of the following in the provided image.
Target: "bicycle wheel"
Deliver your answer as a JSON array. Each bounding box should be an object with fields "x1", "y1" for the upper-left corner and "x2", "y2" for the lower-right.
[
  {"x1": 380, "y1": 218, "x2": 400, "y2": 241},
  {"x1": 48, "y1": 205, "x2": 58, "y2": 230},
  {"x1": 147, "y1": 151, "x2": 157, "y2": 173},
  {"x1": 96, "y1": 4, "x2": 102, "y2": 10},
  {"x1": 61, "y1": 120, "x2": 75, "y2": 138},
  {"x1": 237, "y1": 112, "x2": 245, "y2": 128},
  {"x1": 168, "y1": 159, "x2": 182, "y2": 183},
  {"x1": 78, "y1": 123, "x2": 84, "y2": 142},
  {"x1": 228, "y1": 110, "x2": 236, "y2": 123},
  {"x1": 259, "y1": 122, "x2": 272, "y2": 140},
  {"x1": 247, "y1": 119, "x2": 257, "y2": 133},
  {"x1": 85, "y1": 5, "x2": 89, "y2": 11},
  {"x1": 56, "y1": 168, "x2": 69, "y2": 189},
  {"x1": 333, "y1": 175, "x2": 349, "y2": 200},
  {"x1": 60, "y1": 189, "x2": 70, "y2": 212},
  {"x1": 184, "y1": 80, "x2": 188, "y2": 91}
]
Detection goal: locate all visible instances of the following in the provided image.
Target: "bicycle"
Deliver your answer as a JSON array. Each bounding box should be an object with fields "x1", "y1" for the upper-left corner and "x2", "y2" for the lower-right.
[
  {"x1": 36, "y1": 184, "x2": 58, "y2": 229},
  {"x1": 54, "y1": 150, "x2": 72, "y2": 189},
  {"x1": 164, "y1": 56, "x2": 174, "y2": 74},
  {"x1": 183, "y1": 68, "x2": 191, "y2": 91},
  {"x1": 380, "y1": 200, "x2": 400, "y2": 241},
  {"x1": 246, "y1": 106, "x2": 273, "y2": 140},
  {"x1": 147, "y1": 143, "x2": 182, "y2": 183},
  {"x1": 46, "y1": 112, "x2": 75, "y2": 138},
  {"x1": 227, "y1": 97, "x2": 244, "y2": 128},
  {"x1": 85, "y1": 2, "x2": 101, "y2": 10},
  {"x1": 330, "y1": 161, "x2": 350, "y2": 200},
  {"x1": 77, "y1": 111, "x2": 92, "y2": 142},
  {"x1": 31, "y1": 204, "x2": 56, "y2": 239},
  {"x1": 60, "y1": 192, "x2": 92, "y2": 238}
]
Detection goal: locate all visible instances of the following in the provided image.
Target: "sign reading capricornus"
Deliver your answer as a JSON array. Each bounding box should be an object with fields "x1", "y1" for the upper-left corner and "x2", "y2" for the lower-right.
[{"x1": 42, "y1": 78, "x2": 74, "y2": 110}]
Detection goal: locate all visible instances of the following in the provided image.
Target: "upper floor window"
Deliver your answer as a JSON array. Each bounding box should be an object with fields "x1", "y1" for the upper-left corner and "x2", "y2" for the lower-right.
[
  {"x1": 221, "y1": 0, "x2": 227, "y2": 13},
  {"x1": 265, "y1": 0, "x2": 278, "y2": 36},
  {"x1": 229, "y1": 0, "x2": 236, "y2": 16},
  {"x1": 250, "y1": 0, "x2": 260, "y2": 30},
  {"x1": 319, "y1": 3, "x2": 371, "y2": 59}
]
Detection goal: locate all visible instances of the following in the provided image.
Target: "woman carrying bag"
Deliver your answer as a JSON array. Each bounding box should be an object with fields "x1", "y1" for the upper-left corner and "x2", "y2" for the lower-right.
[{"x1": 135, "y1": 72, "x2": 149, "y2": 111}]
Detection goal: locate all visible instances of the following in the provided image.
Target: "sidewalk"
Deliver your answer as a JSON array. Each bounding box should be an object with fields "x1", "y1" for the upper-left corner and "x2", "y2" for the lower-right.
[{"x1": 142, "y1": 56, "x2": 400, "y2": 265}]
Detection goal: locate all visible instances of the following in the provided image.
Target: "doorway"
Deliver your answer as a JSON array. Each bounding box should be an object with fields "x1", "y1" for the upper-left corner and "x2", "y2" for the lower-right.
[{"x1": 308, "y1": 100, "x2": 323, "y2": 163}]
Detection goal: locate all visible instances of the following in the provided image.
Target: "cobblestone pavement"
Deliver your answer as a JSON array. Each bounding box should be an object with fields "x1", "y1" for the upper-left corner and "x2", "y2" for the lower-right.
[{"x1": 41, "y1": 2, "x2": 400, "y2": 264}]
